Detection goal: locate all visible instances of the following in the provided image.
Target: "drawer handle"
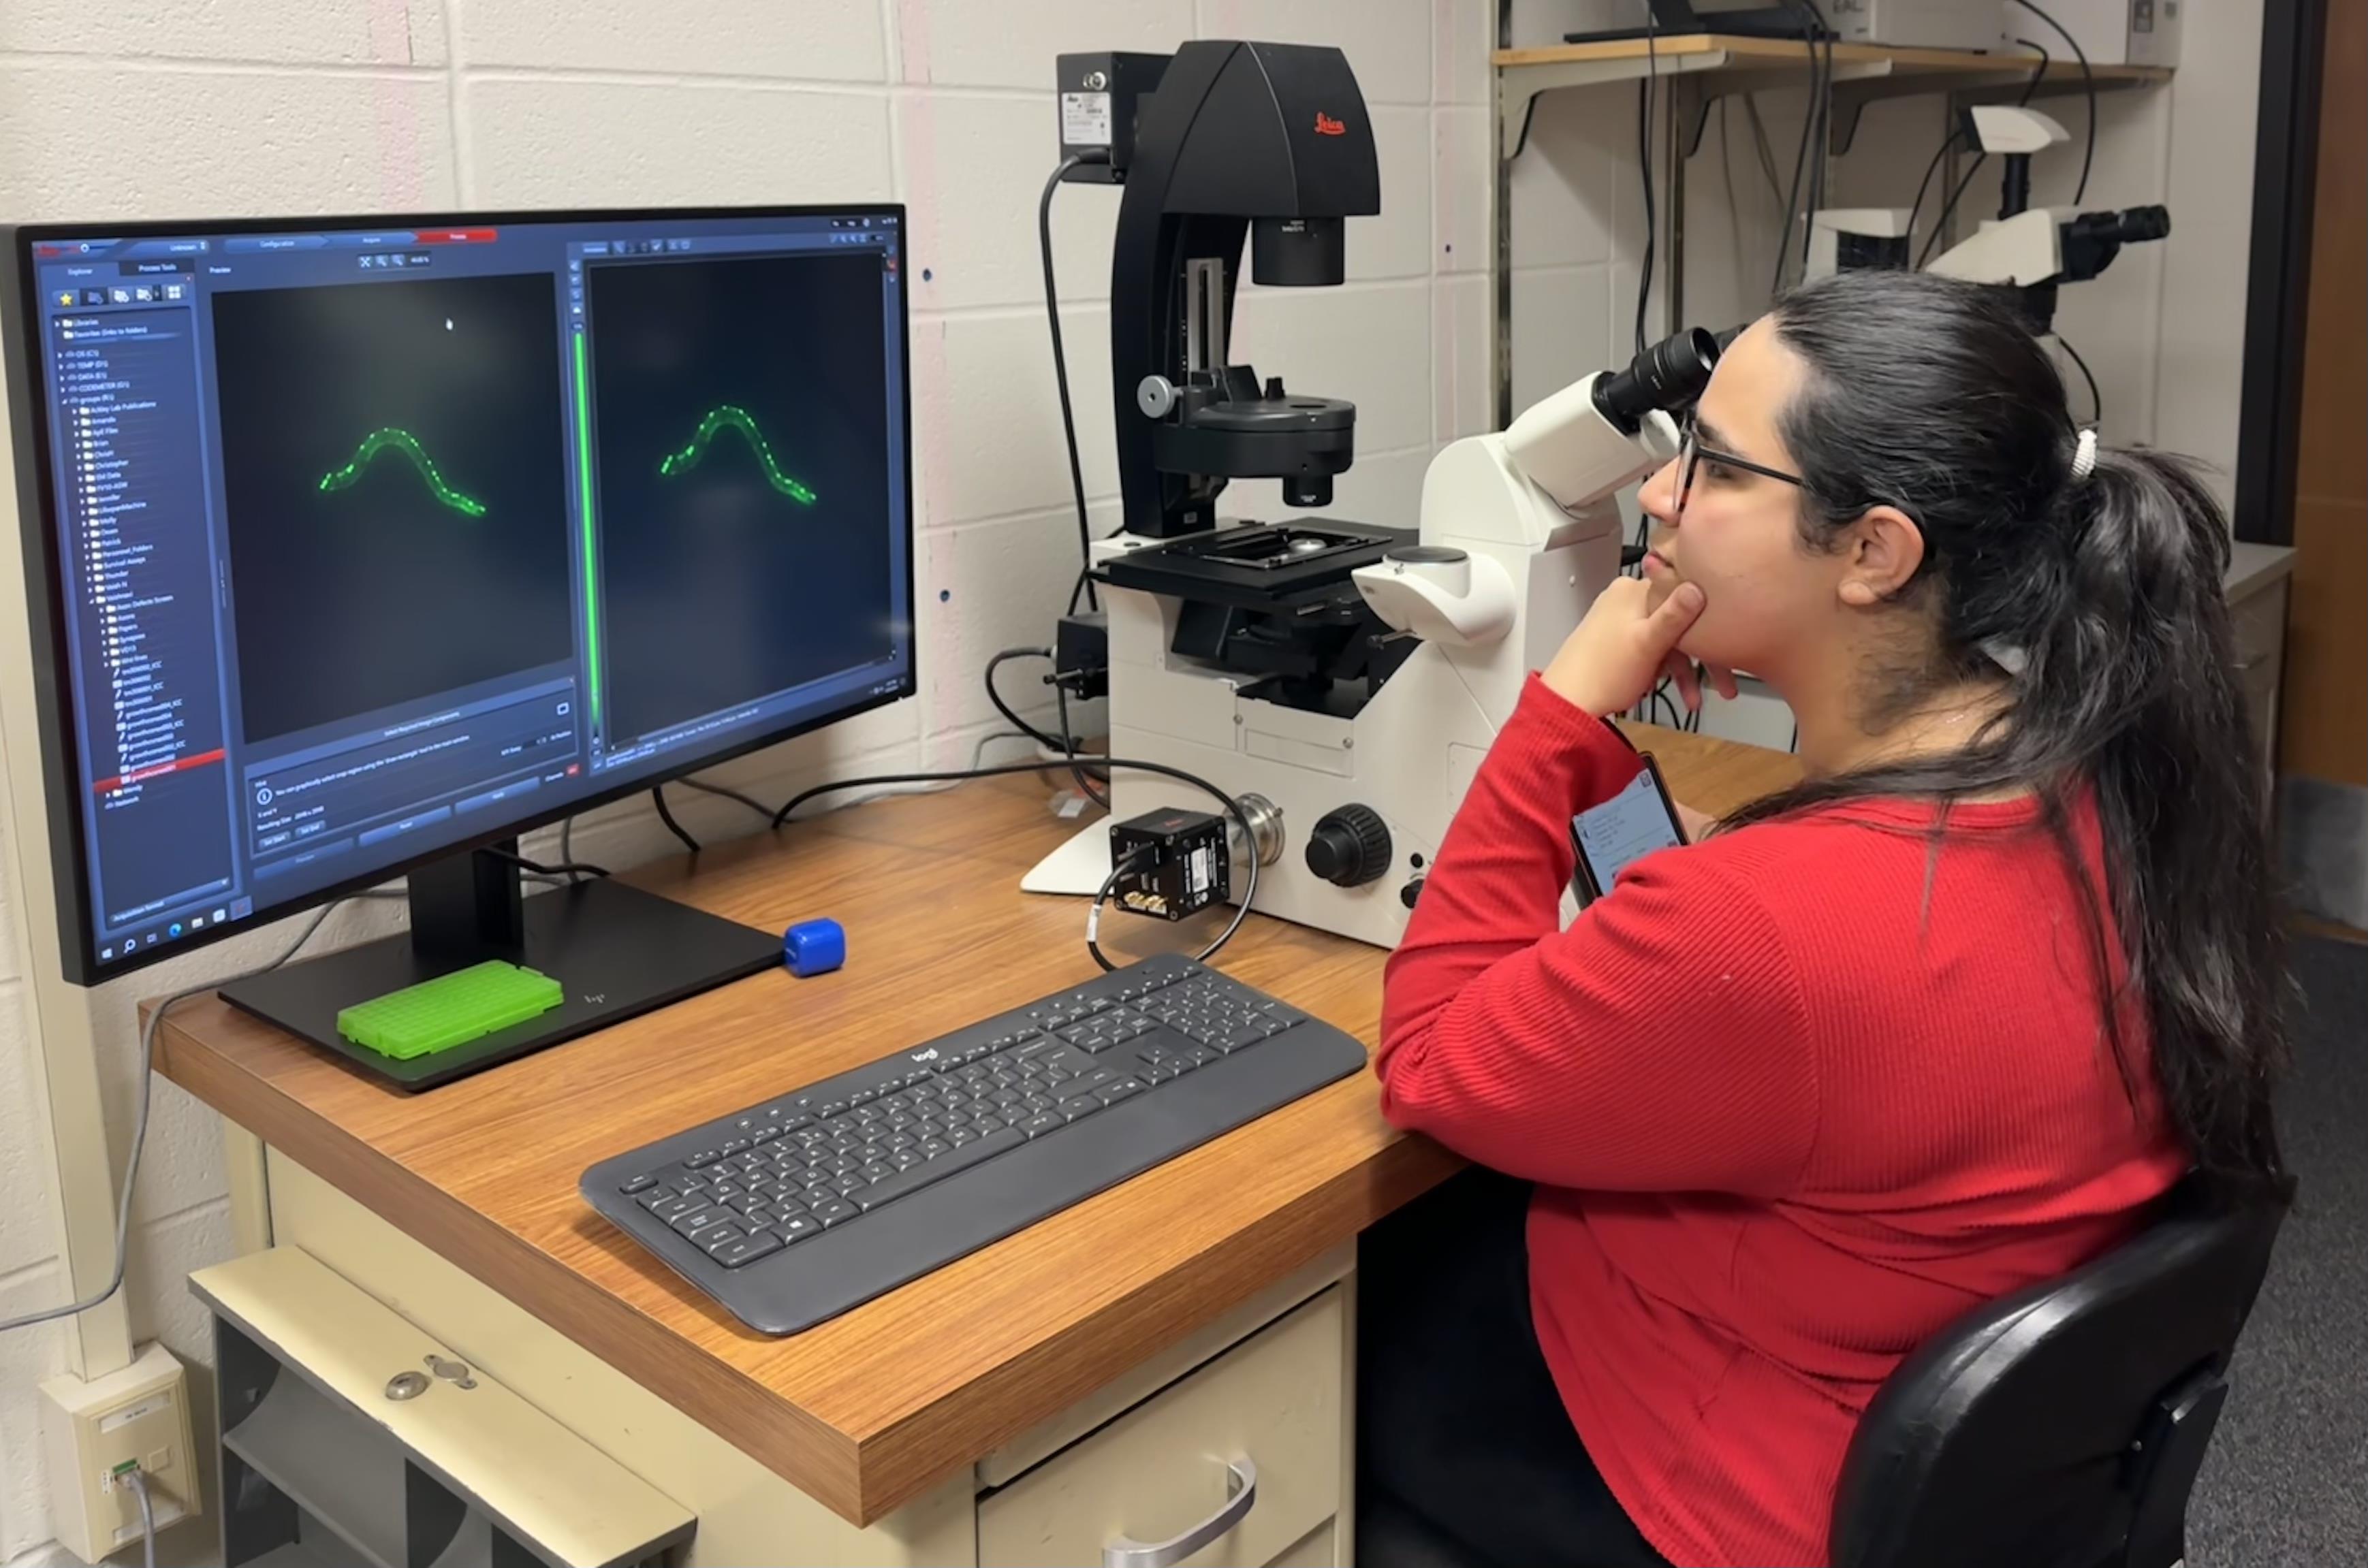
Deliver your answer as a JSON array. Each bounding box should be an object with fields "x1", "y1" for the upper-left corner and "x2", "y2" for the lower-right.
[{"x1": 1103, "y1": 1456, "x2": 1258, "y2": 1568}]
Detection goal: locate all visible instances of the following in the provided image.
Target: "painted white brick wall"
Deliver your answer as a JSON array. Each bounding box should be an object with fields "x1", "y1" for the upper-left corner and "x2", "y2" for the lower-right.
[{"x1": 0, "y1": 3, "x2": 1492, "y2": 1562}]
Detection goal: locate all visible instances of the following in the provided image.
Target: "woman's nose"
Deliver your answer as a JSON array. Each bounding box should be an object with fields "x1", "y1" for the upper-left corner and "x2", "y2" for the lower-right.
[{"x1": 1637, "y1": 456, "x2": 1681, "y2": 526}]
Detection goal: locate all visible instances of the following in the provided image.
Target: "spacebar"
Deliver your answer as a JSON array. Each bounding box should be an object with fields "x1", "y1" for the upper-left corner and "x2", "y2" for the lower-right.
[{"x1": 852, "y1": 1127, "x2": 1027, "y2": 1213}]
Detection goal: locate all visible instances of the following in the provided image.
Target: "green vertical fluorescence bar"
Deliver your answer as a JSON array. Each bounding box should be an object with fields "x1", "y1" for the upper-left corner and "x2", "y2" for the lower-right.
[{"x1": 573, "y1": 330, "x2": 601, "y2": 729}]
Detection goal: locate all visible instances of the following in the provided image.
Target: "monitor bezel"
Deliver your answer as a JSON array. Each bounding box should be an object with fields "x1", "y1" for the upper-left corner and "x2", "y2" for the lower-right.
[{"x1": 3, "y1": 204, "x2": 917, "y2": 987}]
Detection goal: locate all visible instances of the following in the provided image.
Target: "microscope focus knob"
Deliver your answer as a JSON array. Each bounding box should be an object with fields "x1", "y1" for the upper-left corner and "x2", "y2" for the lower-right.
[{"x1": 1305, "y1": 805, "x2": 1392, "y2": 889}]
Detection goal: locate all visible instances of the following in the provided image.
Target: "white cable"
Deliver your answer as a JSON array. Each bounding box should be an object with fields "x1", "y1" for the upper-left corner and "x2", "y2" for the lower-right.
[
  {"x1": 0, "y1": 901, "x2": 343, "y2": 1334},
  {"x1": 125, "y1": 1461, "x2": 157, "y2": 1568}
]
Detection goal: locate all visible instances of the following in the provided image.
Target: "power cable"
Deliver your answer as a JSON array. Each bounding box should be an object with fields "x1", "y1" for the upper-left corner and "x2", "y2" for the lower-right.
[{"x1": 1040, "y1": 153, "x2": 1111, "y2": 613}]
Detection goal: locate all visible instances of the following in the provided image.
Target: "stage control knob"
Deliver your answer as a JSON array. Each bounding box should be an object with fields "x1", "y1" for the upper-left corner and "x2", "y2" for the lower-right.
[
  {"x1": 1399, "y1": 876, "x2": 1425, "y2": 910},
  {"x1": 1305, "y1": 805, "x2": 1391, "y2": 889}
]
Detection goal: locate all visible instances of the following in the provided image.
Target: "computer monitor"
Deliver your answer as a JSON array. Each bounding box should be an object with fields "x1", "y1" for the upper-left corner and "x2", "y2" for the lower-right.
[{"x1": 3, "y1": 206, "x2": 914, "y2": 1085}]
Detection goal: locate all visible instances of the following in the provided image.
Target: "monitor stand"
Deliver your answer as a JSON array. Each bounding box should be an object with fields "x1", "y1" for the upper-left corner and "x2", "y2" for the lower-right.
[{"x1": 218, "y1": 842, "x2": 783, "y2": 1091}]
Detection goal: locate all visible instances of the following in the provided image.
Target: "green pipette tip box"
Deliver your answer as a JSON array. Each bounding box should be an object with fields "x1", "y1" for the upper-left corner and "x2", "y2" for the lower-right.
[{"x1": 336, "y1": 961, "x2": 565, "y2": 1061}]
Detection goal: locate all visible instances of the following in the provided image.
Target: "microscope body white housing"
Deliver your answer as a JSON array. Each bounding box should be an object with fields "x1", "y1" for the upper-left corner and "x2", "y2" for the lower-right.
[{"x1": 1097, "y1": 377, "x2": 1678, "y2": 948}]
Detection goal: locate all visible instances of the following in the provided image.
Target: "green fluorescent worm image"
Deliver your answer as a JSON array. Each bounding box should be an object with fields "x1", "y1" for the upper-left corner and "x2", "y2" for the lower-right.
[
  {"x1": 317, "y1": 428, "x2": 489, "y2": 518},
  {"x1": 657, "y1": 404, "x2": 819, "y2": 504}
]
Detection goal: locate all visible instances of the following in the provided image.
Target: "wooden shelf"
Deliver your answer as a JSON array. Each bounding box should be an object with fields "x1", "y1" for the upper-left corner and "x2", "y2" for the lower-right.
[{"x1": 1494, "y1": 33, "x2": 2171, "y2": 158}]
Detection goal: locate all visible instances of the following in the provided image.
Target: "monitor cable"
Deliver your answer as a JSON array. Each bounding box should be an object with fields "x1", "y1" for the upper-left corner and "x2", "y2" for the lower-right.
[
  {"x1": 1041, "y1": 150, "x2": 1112, "y2": 614},
  {"x1": 1, "y1": 899, "x2": 346, "y2": 1334}
]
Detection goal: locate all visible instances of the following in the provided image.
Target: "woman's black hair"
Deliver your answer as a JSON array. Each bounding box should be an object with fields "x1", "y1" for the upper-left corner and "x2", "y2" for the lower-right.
[{"x1": 1727, "y1": 269, "x2": 2288, "y2": 1195}]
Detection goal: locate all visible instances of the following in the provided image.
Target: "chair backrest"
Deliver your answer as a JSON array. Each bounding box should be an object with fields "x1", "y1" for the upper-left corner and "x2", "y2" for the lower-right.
[{"x1": 1829, "y1": 1174, "x2": 2288, "y2": 1568}]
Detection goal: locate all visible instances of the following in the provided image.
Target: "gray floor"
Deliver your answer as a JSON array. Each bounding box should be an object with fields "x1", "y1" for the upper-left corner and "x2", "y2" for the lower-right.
[{"x1": 2188, "y1": 935, "x2": 2368, "y2": 1568}]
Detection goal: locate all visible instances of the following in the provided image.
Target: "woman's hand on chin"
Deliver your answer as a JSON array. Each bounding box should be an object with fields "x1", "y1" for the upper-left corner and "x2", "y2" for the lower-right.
[{"x1": 1541, "y1": 577, "x2": 1734, "y2": 718}]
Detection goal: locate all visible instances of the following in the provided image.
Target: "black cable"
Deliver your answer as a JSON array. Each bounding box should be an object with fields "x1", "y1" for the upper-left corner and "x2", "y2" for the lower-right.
[
  {"x1": 2009, "y1": 0, "x2": 2094, "y2": 204},
  {"x1": 987, "y1": 647, "x2": 1075, "y2": 752},
  {"x1": 651, "y1": 784, "x2": 700, "y2": 853},
  {"x1": 1797, "y1": 4, "x2": 1833, "y2": 280},
  {"x1": 767, "y1": 756, "x2": 1262, "y2": 967},
  {"x1": 1918, "y1": 153, "x2": 1989, "y2": 267},
  {"x1": 1769, "y1": 5, "x2": 1820, "y2": 295},
  {"x1": 2057, "y1": 333, "x2": 2103, "y2": 426},
  {"x1": 1041, "y1": 153, "x2": 1109, "y2": 613},
  {"x1": 676, "y1": 775, "x2": 775, "y2": 821},
  {"x1": 1085, "y1": 847, "x2": 1156, "y2": 972},
  {"x1": 486, "y1": 846, "x2": 612, "y2": 880},
  {"x1": 2012, "y1": 38, "x2": 2053, "y2": 105},
  {"x1": 1051, "y1": 675, "x2": 1110, "y2": 808},
  {"x1": 1634, "y1": 6, "x2": 1658, "y2": 355},
  {"x1": 1906, "y1": 129, "x2": 1963, "y2": 254}
]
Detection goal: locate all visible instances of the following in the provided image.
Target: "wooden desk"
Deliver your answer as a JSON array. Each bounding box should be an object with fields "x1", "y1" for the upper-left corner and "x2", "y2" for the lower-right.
[{"x1": 155, "y1": 724, "x2": 1800, "y2": 1537}]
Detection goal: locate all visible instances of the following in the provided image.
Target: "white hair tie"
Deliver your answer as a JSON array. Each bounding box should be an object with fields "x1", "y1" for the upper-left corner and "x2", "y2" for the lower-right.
[{"x1": 2072, "y1": 427, "x2": 2099, "y2": 479}]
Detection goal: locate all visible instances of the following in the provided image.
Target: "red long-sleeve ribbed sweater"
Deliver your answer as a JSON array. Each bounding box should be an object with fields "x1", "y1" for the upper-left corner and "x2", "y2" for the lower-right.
[{"x1": 1378, "y1": 677, "x2": 2186, "y2": 1568}]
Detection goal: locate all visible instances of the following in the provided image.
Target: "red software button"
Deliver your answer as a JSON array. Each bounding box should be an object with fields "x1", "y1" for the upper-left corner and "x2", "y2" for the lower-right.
[{"x1": 415, "y1": 227, "x2": 498, "y2": 244}]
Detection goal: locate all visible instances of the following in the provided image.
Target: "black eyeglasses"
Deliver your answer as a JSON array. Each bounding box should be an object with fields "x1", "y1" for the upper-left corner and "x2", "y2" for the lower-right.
[{"x1": 1673, "y1": 411, "x2": 1810, "y2": 517}]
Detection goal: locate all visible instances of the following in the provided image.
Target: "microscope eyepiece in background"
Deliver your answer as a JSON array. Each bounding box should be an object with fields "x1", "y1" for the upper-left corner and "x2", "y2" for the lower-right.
[{"x1": 1591, "y1": 327, "x2": 1720, "y2": 432}]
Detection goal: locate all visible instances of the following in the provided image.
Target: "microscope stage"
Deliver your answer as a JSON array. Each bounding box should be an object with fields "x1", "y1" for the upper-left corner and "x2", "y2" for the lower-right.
[{"x1": 1099, "y1": 519, "x2": 1410, "y2": 610}]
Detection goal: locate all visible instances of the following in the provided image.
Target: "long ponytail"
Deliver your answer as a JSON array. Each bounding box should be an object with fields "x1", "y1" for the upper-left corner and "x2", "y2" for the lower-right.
[{"x1": 1726, "y1": 272, "x2": 2289, "y2": 1194}]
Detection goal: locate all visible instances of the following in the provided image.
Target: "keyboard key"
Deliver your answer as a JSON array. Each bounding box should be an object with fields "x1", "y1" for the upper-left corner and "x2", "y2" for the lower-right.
[
  {"x1": 619, "y1": 1173, "x2": 657, "y2": 1196},
  {"x1": 684, "y1": 1149, "x2": 722, "y2": 1169},
  {"x1": 651, "y1": 1194, "x2": 701, "y2": 1223},
  {"x1": 633, "y1": 1184, "x2": 678, "y2": 1209},
  {"x1": 689, "y1": 1219, "x2": 744, "y2": 1249},
  {"x1": 854, "y1": 1127, "x2": 1025, "y2": 1212},
  {"x1": 773, "y1": 1214, "x2": 821, "y2": 1243},
  {"x1": 811, "y1": 1197, "x2": 857, "y2": 1226},
  {"x1": 862, "y1": 1160, "x2": 895, "y2": 1183},
  {"x1": 947, "y1": 1125, "x2": 979, "y2": 1146},
  {"x1": 712, "y1": 1232, "x2": 783, "y2": 1268},
  {"x1": 1020, "y1": 1113, "x2": 1064, "y2": 1138},
  {"x1": 919, "y1": 1137, "x2": 951, "y2": 1159},
  {"x1": 1097, "y1": 1078, "x2": 1145, "y2": 1105},
  {"x1": 1058, "y1": 1096, "x2": 1103, "y2": 1121},
  {"x1": 672, "y1": 1204, "x2": 733, "y2": 1235}
]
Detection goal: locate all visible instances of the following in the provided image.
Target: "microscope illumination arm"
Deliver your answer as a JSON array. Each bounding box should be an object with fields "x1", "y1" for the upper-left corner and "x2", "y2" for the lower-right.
[{"x1": 1353, "y1": 371, "x2": 1684, "y2": 647}]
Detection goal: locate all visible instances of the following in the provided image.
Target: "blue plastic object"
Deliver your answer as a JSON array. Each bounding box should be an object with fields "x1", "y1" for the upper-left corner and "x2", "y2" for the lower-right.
[{"x1": 783, "y1": 917, "x2": 847, "y2": 978}]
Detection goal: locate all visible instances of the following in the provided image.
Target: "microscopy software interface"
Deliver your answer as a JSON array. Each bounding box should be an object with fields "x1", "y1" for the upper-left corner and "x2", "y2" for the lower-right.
[{"x1": 25, "y1": 212, "x2": 912, "y2": 972}]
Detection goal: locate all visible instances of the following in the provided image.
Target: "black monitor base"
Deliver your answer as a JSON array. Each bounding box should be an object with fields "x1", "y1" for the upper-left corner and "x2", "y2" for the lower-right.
[{"x1": 219, "y1": 845, "x2": 782, "y2": 1091}]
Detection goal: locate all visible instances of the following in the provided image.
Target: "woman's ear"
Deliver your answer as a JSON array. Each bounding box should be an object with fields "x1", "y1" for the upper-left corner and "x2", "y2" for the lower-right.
[{"x1": 1836, "y1": 506, "x2": 1927, "y2": 607}]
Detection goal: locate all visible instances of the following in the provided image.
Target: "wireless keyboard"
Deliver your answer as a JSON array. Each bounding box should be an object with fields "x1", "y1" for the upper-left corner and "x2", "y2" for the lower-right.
[{"x1": 580, "y1": 953, "x2": 1368, "y2": 1334}]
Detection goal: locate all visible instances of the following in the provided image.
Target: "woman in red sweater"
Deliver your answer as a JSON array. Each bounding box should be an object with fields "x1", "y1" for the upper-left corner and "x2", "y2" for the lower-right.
[{"x1": 1359, "y1": 272, "x2": 2289, "y2": 1568}]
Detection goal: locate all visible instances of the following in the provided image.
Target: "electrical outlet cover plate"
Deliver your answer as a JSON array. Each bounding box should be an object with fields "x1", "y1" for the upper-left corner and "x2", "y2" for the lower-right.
[{"x1": 39, "y1": 1341, "x2": 200, "y2": 1563}]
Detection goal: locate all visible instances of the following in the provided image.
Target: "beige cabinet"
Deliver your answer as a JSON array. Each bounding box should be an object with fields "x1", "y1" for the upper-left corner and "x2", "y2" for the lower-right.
[{"x1": 262, "y1": 1146, "x2": 1357, "y2": 1568}]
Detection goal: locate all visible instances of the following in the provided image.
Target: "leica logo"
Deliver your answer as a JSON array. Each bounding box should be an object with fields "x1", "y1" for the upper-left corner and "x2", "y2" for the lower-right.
[{"x1": 1313, "y1": 112, "x2": 1347, "y2": 136}]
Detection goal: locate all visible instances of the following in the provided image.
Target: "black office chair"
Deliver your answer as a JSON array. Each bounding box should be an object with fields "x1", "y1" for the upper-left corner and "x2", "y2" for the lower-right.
[{"x1": 1829, "y1": 1172, "x2": 2290, "y2": 1568}]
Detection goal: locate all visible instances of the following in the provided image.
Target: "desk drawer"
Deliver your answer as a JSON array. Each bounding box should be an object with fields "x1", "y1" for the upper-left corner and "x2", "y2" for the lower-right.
[{"x1": 979, "y1": 1287, "x2": 1343, "y2": 1568}]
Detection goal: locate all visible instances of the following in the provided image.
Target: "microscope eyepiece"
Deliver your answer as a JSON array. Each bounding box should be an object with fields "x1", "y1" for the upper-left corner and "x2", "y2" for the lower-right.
[
  {"x1": 2112, "y1": 204, "x2": 2170, "y2": 244},
  {"x1": 1592, "y1": 327, "x2": 1720, "y2": 431}
]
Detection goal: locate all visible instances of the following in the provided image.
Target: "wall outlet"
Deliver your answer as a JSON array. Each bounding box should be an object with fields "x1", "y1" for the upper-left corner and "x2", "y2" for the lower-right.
[{"x1": 38, "y1": 1343, "x2": 201, "y2": 1564}]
